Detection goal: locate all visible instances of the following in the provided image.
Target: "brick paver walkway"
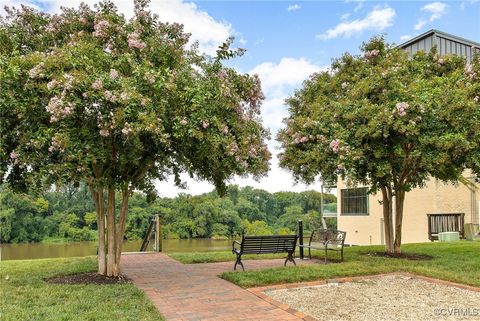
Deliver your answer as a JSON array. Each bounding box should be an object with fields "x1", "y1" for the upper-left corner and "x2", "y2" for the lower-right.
[{"x1": 121, "y1": 252, "x2": 318, "y2": 321}]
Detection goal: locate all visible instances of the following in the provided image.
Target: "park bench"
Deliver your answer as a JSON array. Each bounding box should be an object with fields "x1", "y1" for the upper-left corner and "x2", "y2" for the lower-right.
[
  {"x1": 299, "y1": 229, "x2": 346, "y2": 263},
  {"x1": 232, "y1": 235, "x2": 298, "y2": 271}
]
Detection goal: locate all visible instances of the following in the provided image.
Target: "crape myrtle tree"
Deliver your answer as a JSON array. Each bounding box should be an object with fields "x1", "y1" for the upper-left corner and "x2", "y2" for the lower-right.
[
  {"x1": 277, "y1": 37, "x2": 480, "y2": 253},
  {"x1": 0, "y1": 0, "x2": 270, "y2": 276}
]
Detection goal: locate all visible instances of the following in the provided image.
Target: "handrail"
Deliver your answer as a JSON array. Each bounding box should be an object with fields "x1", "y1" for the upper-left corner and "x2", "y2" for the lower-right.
[{"x1": 140, "y1": 218, "x2": 155, "y2": 251}]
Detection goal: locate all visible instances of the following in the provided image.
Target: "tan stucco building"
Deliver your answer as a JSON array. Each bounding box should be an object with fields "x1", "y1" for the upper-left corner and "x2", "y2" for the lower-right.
[
  {"x1": 336, "y1": 175, "x2": 479, "y2": 245},
  {"x1": 336, "y1": 30, "x2": 480, "y2": 245}
]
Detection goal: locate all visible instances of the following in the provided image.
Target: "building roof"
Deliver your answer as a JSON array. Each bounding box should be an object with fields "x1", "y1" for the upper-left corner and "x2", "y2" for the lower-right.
[{"x1": 399, "y1": 29, "x2": 480, "y2": 49}]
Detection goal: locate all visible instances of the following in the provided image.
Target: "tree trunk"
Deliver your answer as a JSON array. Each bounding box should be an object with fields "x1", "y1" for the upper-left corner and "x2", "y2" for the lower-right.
[
  {"x1": 90, "y1": 186, "x2": 106, "y2": 275},
  {"x1": 115, "y1": 187, "x2": 130, "y2": 264},
  {"x1": 394, "y1": 190, "x2": 405, "y2": 253},
  {"x1": 106, "y1": 187, "x2": 117, "y2": 276},
  {"x1": 381, "y1": 186, "x2": 395, "y2": 253}
]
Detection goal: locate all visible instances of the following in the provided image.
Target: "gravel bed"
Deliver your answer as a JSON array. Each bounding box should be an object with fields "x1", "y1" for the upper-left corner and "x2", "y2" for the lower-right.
[{"x1": 266, "y1": 274, "x2": 480, "y2": 321}]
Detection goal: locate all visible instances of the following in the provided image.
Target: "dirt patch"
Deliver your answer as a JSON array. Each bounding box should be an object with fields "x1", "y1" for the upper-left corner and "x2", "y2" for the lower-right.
[
  {"x1": 362, "y1": 251, "x2": 433, "y2": 260},
  {"x1": 46, "y1": 272, "x2": 131, "y2": 285}
]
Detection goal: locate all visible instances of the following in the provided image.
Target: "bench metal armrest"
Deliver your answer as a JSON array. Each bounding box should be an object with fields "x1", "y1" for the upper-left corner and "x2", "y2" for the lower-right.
[{"x1": 232, "y1": 240, "x2": 241, "y2": 254}]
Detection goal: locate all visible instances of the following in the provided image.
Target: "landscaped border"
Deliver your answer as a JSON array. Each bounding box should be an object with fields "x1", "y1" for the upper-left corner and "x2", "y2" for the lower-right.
[{"x1": 246, "y1": 272, "x2": 480, "y2": 321}]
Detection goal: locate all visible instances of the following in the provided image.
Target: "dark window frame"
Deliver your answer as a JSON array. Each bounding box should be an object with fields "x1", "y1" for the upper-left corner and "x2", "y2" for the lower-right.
[{"x1": 340, "y1": 187, "x2": 369, "y2": 216}]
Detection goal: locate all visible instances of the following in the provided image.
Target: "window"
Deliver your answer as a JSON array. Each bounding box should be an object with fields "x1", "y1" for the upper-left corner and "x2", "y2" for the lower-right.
[{"x1": 341, "y1": 188, "x2": 368, "y2": 215}]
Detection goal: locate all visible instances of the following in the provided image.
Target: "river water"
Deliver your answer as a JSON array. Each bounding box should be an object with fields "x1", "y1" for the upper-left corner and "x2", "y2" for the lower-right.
[{"x1": 0, "y1": 239, "x2": 232, "y2": 261}]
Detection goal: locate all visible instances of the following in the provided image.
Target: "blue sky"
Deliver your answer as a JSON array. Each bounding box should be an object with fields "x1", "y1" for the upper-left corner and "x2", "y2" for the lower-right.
[{"x1": 2, "y1": 0, "x2": 479, "y2": 196}]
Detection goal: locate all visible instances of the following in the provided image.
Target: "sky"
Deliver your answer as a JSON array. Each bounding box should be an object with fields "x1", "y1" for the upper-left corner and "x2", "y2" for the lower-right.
[{"x1": 2, "y1": 0, "x2": 480, "y2": 197}]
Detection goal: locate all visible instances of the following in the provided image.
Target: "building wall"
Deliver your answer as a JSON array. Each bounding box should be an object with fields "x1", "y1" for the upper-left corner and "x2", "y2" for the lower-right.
[
  {"x1": 401, "y1": 32, "x2": 480, "y2": 62},
  {"x1": 337, "y1": 176, "x2": 479, "y2": 245}
]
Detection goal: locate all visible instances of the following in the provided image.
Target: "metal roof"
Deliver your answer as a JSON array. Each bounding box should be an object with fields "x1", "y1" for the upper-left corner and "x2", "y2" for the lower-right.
[{"x1": 399, "y1": 29, "x2": 480, "y2": 49}]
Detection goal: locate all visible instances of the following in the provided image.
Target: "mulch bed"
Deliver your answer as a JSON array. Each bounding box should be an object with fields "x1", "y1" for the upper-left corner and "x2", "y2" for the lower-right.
[
  {"x1": 362, "y1": 252, "x2": 434, "y2": 260},
  {"x1": 46, "y1": 272, "x2": 131, "y2": 285}
]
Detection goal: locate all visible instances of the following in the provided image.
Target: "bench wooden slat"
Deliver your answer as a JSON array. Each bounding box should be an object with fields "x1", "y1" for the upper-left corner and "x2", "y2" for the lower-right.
[{"x1": 232, "y1": 234, "x2": 298, "y2": 271}]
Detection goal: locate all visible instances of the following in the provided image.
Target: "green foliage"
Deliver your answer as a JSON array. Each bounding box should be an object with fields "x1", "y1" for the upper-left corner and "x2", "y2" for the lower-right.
[
  {"x1": 278, "y1": 37, "x2": 480, "y2": 188},
  {"x1": 0, "y1": 184, "x2": 336, "y2": 243},
  {"x1": 0, "y1": 0, "x2": 271, "y2": 196},
  {"x1": 278, "y1": 36, "x2": 480, "y2": 251},
  {"x1": 241, "y1": 219, "x2": 272, "y2": 235}
]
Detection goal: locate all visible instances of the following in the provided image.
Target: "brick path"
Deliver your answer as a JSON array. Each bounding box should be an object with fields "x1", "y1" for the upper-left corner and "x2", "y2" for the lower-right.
[{"x1": 121, "y1": 252, "x2": 318, "y2": 321}]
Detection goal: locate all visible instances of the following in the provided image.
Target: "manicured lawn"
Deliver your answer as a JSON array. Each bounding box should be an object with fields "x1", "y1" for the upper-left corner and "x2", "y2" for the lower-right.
[
  {"x1": 169, "y1": 251, "x2": 287, "y2": 263},
  {"x1": 0, "y1": 256, "x2": 163, "y2": 321},
  {"x1": 174, "y1": 241, "x2": 480, "y2": 288}
]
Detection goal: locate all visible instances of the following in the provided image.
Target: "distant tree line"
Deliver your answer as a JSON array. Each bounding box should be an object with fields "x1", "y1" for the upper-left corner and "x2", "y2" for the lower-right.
[{"x1": 0, "y1": 184, "x2": 336, "y2": 243}]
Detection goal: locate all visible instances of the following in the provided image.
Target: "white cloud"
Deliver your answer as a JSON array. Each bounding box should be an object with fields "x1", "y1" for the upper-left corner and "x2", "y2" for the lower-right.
[
  {"x1": 414, "y1": 19, "x2": 427, "y2": 31},
  {"x1": 317, "y1": 6, "x2": 396, "y2": 40},
  {"x1": 250, "y1": 57, "x2": 322, "y2": 94},
  {"x1": 1, "y1": 0, "x2": 233, "y2": 55},
  {"x1": 287, "y1": 4, "x2": 301, "y2": 12},
  {"x1": 353, "y1": 0, "x2": 365, "y2": 12},
  {"x1": 340, "y1": 13, "x2": 351, "y2": 21},
  {"x1": 400, "y1": 34, "x2": 412, "y2": 41},
  {"x1": 414, "y1": 2, "x2": 448, "y2": 30}
]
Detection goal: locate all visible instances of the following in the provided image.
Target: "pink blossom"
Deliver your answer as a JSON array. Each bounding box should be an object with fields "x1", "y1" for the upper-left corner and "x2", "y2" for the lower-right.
[
  {"x1": 474, "y1": 96, "x2": 479, "y2": 103},
  {"x1": 104, "y1": 90, "x2": 116, "y2": 102},
  {"x1": 110, "y1": 69, "x2": 119, "y2": 80},
  {"x1": 180, "y1": 117, "x2": 188, "y2": 126},
  {"x1": 49, "y1": 136, "x2": 65, "y2": 153},
  {"x1": 221, "y1": 125, "x2": 229, "y2": 134},
  {"x1": 329, "y1": 139, "x2": 340, "y2": 153},
  {"x1": 63, "y1": 73, "x2": 74, "y2": 90},
  {"x1": 93, "y1": 19, "x2": 109, "y2": 38},
  {"x1": 99, "y1": 129, "x2": 110, "y2": 137},
  {"x1": 299, "y1": 136, "x2": 309, "y2": 143},
  {"x1": 364, "y1": 49, "x2": 380, "y2": 60},
  {"x1": 227, "y1": 142, "x2": 239, "y2": 156},
  {"x1": 28, "y1": 63, "x2": 44, "y2": 79},
  {"x1": 217, "y1": 70, "x2": 227, "y2": 80},
  {"x1": 465, "y1": 64, "x2": 476, "y2": 79},
  {"x1": 127, "y1": 32, "x2": 146, "y2": 50},
  {"x1": 396, "y1": 102, "x2": 409, "y2": 116},
  {"x1": 145, "y1": 73, "x2": 156, "y2": 84},
  {"x1": 9, "y1": 151, "x2": 18, "y2": 160},
  {"x1": 103, "y1": 44, "x2": 113, "y2": 54},
  {"x1": 437, "y1": 58, "x2": 445, "y2": 65},
  {"x1": 46, "y1": 96, "x2": 73, "y2": 122},
  {"x1": 47, "y1": 79, "x2": 59, "y2": 90},
  {"x1": 122, "y1": 123, "x2": 132, "y2": 136},
  {"x1": 202, "y1": 120, "x2": 209, "y2": 129},
  {"x1": 92, "y1": 79, "x2": 103, "y2": 90}
]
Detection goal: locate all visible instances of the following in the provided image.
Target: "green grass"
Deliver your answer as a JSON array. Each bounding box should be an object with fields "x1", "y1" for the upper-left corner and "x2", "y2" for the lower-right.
[
  {"x1": 173, "y1": 241, "x2": 480, "y2": 288},
  {"x1": 0, "y1": 256, "x2": 163, "y2": 321},
  {"x1": 169, "y1": 251, "x2": 287, "y2": 263}
]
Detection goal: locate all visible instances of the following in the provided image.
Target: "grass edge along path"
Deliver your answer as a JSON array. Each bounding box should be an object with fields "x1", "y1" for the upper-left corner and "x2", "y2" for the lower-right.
[
  {"x1": 0, "y1": 256, "x2": 163, "y2": 321},
  {"x1": 172, "y1": 241, "x2": 480, "y2": 288}
]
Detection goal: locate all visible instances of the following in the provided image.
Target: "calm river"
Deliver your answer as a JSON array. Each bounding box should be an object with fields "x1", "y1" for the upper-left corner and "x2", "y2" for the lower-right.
[{"x1": 0, "y1": 239, "x2": 232, "y2": 261}]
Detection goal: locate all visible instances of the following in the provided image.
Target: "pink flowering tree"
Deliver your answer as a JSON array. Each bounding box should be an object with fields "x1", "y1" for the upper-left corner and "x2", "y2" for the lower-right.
[
  {"x1": 277, "y1": 37, "x2": 480, "y2": 253},
  {"x1": 0, "y1": 0, "x2": 270, "y2": 276}
]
